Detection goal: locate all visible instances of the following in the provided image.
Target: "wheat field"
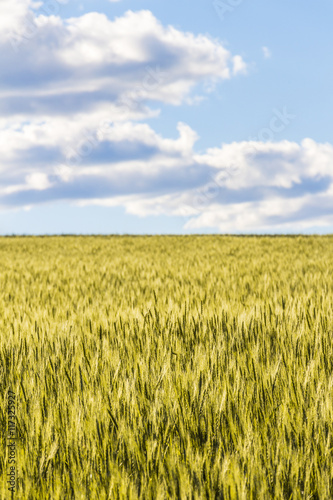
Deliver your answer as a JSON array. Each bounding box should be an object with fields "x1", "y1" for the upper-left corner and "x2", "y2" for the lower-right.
[{"x1": 1, "y1": 235, "x2": 333, "y2": 499}]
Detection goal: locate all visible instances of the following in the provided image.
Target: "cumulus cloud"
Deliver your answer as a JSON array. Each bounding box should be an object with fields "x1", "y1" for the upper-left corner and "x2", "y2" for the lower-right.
[
  {"x1": 1, "y1": 112, "x2": 333, "y2": 232},
  {"x1": 0, "y1": 0, "x2": 38, "y2": 40},
  {"x1": 85, "y1": 137, "x2": 333, "y2": 233},
  {"x1": 0, "y1": 8, "x2": 245, "y2": 119},
  {"x1": 232, "y1": 55, "x2": 247, "y2": 75},
  {"x1": 1, "y1": 3, "x2": 332, "y2": 233}
]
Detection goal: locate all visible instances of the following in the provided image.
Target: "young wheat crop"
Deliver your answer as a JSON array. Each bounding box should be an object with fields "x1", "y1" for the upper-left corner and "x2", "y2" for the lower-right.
[{"x1": 0, "y1": 235, "x2": 333, "y2": 499}]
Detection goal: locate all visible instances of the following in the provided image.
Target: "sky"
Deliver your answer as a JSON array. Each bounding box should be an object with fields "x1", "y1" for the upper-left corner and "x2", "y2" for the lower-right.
[{"x1": 1, "y1": 0, "x2": 333, "y2": 235}]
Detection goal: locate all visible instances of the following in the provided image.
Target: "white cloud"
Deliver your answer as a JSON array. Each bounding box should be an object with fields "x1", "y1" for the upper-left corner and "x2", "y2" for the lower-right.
[
  {"x1": 262, "y1": 46, "x2": 272, "y2": 59},
  {"x1": 1, "y1": 4, "x2": 331, "y2": 233},
  {"x1": 0, "y1": 112, "x2": 333, "y2": 232},
  {"x1": 233, "y1": 55, "x2": 247, "y2": 75},
  {"x1": 26, "y1": 172, "x2": 51, "y2": 190},
  {"x1": 0, "y1": 4, "x2": 251, "y2": 228},
  {"x1": 76, "y1": 137, "x2": 333, "y2": 232},
  {"x1": 0, "y1": 8, "x2": 246, "y2": 118}
]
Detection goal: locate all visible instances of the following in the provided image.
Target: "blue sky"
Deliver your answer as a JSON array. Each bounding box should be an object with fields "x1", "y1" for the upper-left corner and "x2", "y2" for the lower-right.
[{"x1": 1, "y1": 0, "x2": 333, "y2": 234}]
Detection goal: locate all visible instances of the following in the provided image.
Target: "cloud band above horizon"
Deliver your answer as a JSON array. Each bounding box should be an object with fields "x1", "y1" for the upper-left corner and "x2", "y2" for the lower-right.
[{"x1": 1, "y1": 1, "x2": 332, "y2": 233}]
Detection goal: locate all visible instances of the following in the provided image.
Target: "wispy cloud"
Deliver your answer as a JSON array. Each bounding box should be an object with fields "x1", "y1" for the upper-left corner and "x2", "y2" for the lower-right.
[{"x1": 262, "y1": 46, "x2": 272, "y2": 59}]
